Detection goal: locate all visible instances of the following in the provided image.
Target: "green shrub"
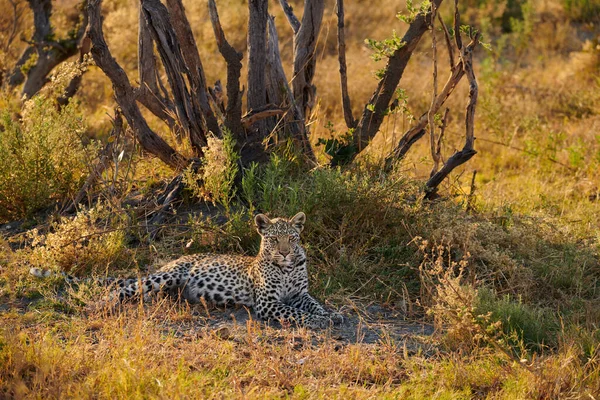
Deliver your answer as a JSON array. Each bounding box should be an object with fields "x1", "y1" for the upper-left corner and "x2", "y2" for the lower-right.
[
  {"x1": 476, "y1": 288, "x2": 559, "y2": 349},
  {"x1": 0, "y1": 96, "x2": 93, "y2": 221}
]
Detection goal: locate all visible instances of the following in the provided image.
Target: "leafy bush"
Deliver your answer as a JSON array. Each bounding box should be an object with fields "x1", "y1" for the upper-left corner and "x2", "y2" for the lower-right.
[
  {"x1": 183, "y1": 131, "x2": 238, "y2": 208},
  {"x1": 24, "y1": 205, "x2": 131, "y2": 275},
  {"x1": 0, "y1": 96, "x2": 93, "y2": 221}
]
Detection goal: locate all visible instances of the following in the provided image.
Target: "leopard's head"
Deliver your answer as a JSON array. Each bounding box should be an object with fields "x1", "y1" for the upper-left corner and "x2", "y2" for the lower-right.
[{"x1": 254, "y1": 212, "x2": 305, "y2": 268}]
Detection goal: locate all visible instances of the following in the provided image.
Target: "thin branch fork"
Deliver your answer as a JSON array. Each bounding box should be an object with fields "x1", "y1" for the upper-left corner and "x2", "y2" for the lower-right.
[
  {"x1": 424, "y1": 3, "x2": 480, "y2": 198},
  {"x1": 352, "y1": 0, "x2": 444, "y2": 158},
  {"x1": 383, "y1": 25, "x2": 479, "y2": 172}
]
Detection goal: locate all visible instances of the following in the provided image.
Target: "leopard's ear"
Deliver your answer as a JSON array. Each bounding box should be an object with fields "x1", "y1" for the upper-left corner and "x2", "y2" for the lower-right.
[
  {"x1": 290, "y1": 212, "x2": 306, "y2": 233},
  {"x1": 254, "y1": 214, "x2": 272, "y2": 235}
]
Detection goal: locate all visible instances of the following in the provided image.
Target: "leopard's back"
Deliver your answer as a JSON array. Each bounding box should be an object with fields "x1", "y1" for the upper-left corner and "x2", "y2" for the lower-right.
[{"x1": 150, "y1": 253, "x2": 257, "y2": 305}]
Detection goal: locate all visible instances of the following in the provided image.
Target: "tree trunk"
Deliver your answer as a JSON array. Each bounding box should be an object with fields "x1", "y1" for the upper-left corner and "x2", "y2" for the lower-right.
[
  {"x1": 247, "y1": 0, "x2": 268, "y2": 134},
  {"x1": 291, "y1": 0, "x2": 324, "y2": 122},
  {"x1": 87, "y1": 0, "x2": 188, "y2": 170},
  {"x1": 208, "y1": 0, "x2": 244, "y2": 140},
  {"x1": 165, "y1": 0, "x2": 221, "y2": 138}
]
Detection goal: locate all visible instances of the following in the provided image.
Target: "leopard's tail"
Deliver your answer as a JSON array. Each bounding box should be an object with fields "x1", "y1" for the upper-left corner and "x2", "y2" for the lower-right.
[{"x1": 29, "y1": 267, "x2": 79, "y2": 283}]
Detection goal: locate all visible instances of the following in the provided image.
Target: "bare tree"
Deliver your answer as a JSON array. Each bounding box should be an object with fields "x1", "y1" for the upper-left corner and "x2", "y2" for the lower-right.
[{"x1": 80, "y1": 0, "x2": 480, "y2": 208}]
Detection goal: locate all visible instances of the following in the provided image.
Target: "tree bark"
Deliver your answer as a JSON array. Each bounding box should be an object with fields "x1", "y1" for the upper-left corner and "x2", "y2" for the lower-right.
[
  {"x1": 208, "y1": 0, "x2": 244, "y2": 139},
  {"x1": 265, "y1": 16, "x2": 316, "y2": 161},
  {"x1": 136, "y1": 8, "x2": 180, "y2": 137},
  {"x1": 141, "y1": 0, "x2": 209, "y2": 153},
  {"x1": 165, "y1": 0, "x2": 221, "y2": 137},
  {"x1": 247, "y1": 0, "x2": 268, "y2": 133},
  {"x1": 87, "y1": 0, "x2": 188, "y2": 170},
  {"x1": 291, "y1": 0, "x2": 325, "y2": 122}
]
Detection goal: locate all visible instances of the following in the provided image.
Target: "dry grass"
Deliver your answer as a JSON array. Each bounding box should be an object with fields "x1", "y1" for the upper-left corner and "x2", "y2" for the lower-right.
[{"x1": 1, "y1": 0, "x2": 600, "y2": 397}]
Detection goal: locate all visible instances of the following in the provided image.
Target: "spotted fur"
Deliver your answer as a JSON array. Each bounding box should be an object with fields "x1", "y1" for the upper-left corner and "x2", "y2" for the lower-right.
[{"x1": 31, "y1": 212, "x2": 342, "y2": 329}]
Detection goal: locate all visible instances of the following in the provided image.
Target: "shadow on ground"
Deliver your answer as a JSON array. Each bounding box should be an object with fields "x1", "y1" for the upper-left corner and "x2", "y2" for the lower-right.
[{"x1": 161, "y1": 302, "x2": 434, "y2": 351}]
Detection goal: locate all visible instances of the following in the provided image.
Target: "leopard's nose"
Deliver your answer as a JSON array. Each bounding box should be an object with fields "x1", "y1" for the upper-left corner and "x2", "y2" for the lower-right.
[{"x1": 279, "y1": 249, "x2": 290, "y2": 257}]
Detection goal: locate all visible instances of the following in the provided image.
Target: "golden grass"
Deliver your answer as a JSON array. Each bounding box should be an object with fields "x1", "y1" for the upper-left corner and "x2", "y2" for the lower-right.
[{"x1": 1, "y1": 0, "x2": 600, "y2": 397}]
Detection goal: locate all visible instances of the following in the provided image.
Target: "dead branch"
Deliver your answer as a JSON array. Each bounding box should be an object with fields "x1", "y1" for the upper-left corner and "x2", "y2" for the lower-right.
[
  {"x1": 165, "y1": 0, "x2": 221, "y2": 138},
  {"x1": 438, "y1": 13, "x2": 455, "y2": 69},
  {"x1": 466, "y1": 169, "x2": 477, "y2": 212},
  {"x1": 384, "y1": 55, "x2": 467, "y2": 171},
  {"x1": 265, "y1": 16, "x2": 289, "y2": 111},
  {"x1": 424, "y1": 0, "x2": 479, "y2": 199},
  {"x1": 242, "y1": 107, "x2": 286, "y2": 129},
  {"x1": 265, "y1": 15, "x2": 313, "y2": 157},
  {"x1": 383, "y1": 26, "x2": 480, "y2": 172},
  {"x1": 135, "y1": 15, "x2": 179, "y2": 137},
  {"x1": 138, "y1": 8, "x2": 161, "y2": 98},
  {"x1": 425, "y1": 108, "x2": 449, "y2": 199},
  {"x1": 136, "y1": 6, "x2": 179, "y2": 137},
  {"x1": 352, "y1": 0, "x2": 443, "y2": 156},
  {"x1": 141, "y1": 0, "x2": 211, "y2": 153},
  {"x1": 436, "y1": 108, "x2": 449, "y2": 166},
  {"x1": 87, "y1": 0, "x2": 188, "y2": 170},
  {"x1": 428, "y1": 2, "x2": 440, "y2": 176},
  {"x1": 208, "y1": 0, "x2": 244, "y2": 138},
  {"x1": 145, "y1": 174, "x2": 185, "y2": 241},
  {"x1": 278, "y1": 0, "x2": 301, "y2": 34},
  {"x1": 2, "y1": 0, "x2": 26, "y2": 56},
  {"x1": 336, "y1": 0, "x2": 356, "y2": 130}
]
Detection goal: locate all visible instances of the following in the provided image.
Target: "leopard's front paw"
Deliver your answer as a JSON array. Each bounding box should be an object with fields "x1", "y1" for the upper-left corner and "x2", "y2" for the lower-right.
[
  {"x1": 304, "y1": 315, "x2": 330, "y2": 329},
  {"x1": 329, "y1": 311, "x2": 344, "y2": 325}
]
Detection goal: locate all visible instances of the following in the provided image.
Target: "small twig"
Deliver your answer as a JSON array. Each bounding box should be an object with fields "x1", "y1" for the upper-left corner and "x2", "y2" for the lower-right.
[
  {"x1": 63, "y1": 109, "x2": 124, "y2": 214},
  {"x1": 438, "y1": 13, "x2": 455, "y2": 69},
  {"x1": 466, "y1": 170, "x2": 477, "y2": 212},
  {"x1": 453, "y1": 0, "x2": 462, "y2": 51},
  {"x1": 428, "y1": 2, "x2": 440, "y2": 177}
]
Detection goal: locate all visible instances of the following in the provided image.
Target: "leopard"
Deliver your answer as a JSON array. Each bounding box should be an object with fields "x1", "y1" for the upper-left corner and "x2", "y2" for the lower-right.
[{"x1": 30, "y1": 212, "x2": 343, "y2": 329}]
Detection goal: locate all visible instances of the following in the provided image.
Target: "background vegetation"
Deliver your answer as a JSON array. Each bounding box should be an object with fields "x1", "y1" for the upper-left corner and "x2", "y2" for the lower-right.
[{"x1": 1, "y1": 0, "x2": 599, "y2": 397}]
